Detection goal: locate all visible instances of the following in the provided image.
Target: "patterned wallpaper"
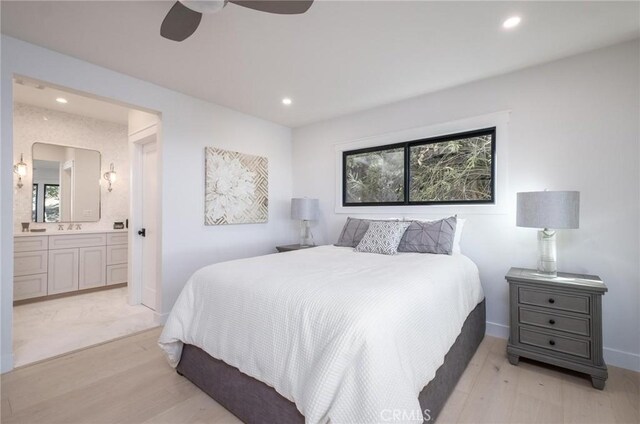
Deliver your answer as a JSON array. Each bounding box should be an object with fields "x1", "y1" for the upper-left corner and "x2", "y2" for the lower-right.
[{"x1": 13, "y1": 103, "x2": 129, "y2": 233}]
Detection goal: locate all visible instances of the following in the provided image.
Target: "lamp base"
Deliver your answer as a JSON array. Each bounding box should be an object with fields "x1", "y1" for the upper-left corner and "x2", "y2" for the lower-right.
[
  {"x1": 299, "y1": 220, "x2": 315, "y2": 247},
  {"x1": 537, "y1": 229, "x2": 557, "y2": 275}
]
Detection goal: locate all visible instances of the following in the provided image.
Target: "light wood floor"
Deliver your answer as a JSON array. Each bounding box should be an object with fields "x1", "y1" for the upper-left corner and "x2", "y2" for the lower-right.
[{"x1": 1, "y1": 328, "x2": 638, "y2": 424}]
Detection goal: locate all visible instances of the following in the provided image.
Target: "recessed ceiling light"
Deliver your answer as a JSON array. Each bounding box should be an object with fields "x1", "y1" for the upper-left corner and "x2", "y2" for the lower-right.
[
  {"x1": 282, "y1": 98, "x2": 292, "y2": 106},
  {"x1": 56, "y1": 97, "x2": 68, "y2": 104},
  {"x1": 503, "y1": 16, "x2": 521, "y2": 29}
]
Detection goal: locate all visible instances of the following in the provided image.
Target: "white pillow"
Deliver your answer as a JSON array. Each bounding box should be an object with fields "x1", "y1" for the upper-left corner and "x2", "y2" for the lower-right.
[
  {"x1": 452, "y1": 218, "x2": 465, "y2": 254},
  {"x1": 404, "y1": 217, "x2": 466, "y2": 254},
  {"x1": 355, "y1": 221, "x2": 411, "y2": 255}
]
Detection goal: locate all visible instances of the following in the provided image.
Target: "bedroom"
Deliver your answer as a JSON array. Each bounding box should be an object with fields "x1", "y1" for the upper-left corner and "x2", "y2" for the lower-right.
[{"x1": 1, "y1": 1, "x2": 638, "y2": 424}]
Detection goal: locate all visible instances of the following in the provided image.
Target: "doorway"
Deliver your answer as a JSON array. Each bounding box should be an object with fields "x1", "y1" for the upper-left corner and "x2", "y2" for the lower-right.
[{"x1": 11, "y1": 77, "x2": 161, "y2": 367}]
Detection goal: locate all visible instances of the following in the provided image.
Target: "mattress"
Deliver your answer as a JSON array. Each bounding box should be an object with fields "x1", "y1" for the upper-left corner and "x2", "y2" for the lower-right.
[{"x1": 159, "y1": 245, "x2": 484, "y2": 424}]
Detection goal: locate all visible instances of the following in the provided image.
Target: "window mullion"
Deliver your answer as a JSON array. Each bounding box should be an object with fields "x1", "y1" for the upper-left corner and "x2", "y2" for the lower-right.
[{"x1": 404, "y1": 143, "x2": 410, "y2": 205}]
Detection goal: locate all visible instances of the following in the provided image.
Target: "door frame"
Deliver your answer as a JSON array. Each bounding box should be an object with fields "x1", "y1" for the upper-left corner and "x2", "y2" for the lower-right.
[{"x1": 128, "y1": 124, "x2": 162, "y2": 318}]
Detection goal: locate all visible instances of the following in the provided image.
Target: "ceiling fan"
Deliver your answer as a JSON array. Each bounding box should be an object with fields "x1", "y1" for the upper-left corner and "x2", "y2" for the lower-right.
[{"x1": 161, "y1": 0, "x2": 314, "y2": 42}]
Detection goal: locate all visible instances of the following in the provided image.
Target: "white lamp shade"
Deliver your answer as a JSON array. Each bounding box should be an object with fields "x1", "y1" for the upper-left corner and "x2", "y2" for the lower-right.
[
  {"x1": 291, "y1": 198, "x2": 319, "y2": 220},
  {"x1": 15, "y1": 162, "x2": 27, "y2": 177},
  {"x1": 14, "y1": 153, "x2": 27, "y2": 177},
  {"x1": 517, "y1": 191, "x2": 580, "y2": 229}
]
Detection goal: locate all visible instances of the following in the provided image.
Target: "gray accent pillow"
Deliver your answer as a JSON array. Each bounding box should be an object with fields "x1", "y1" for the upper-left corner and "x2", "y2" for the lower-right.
[
  {"x1": 355, "y1": 221, "x2": 411, "y2": 255},
  {"x1": 335, "y1": 218, "x2": 400, "y2": 247},
  {"x1": 335, "y1": 217, "x2": 371, "y2": 247},
  {"x1": 397, "y1": 216, "x2": 457, "y2": 255}
]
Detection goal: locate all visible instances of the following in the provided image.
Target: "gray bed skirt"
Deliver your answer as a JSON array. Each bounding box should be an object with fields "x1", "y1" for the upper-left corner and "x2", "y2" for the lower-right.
[{"x1": 176, "y1": 298, "x2": 486, "y2": 423}]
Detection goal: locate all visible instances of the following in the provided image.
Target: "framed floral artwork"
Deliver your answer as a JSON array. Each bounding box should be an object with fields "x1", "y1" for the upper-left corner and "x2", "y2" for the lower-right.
[{"x1": 204, "y1": 147, "x2": 268, "y2": 225}]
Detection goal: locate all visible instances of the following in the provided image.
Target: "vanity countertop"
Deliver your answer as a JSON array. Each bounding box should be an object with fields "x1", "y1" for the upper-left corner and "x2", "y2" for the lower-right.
[{"x1": 14, "y1": 229, "x2": 129, "y2": 238}]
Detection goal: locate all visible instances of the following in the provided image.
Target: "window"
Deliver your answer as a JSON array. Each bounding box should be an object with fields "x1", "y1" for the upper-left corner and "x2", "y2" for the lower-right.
[
  {"x1": 43, "y1": 184, "x2": 60, "y2": 222},
  {"x1": 343, "y1": 128, "x2": 495, "y2": 206},
  {"x1": 344, "y1": 145, "x2": 405, "y2": 205},
  {"x1": 32, "y1": 184, "x2": 38, "y2": 222}
]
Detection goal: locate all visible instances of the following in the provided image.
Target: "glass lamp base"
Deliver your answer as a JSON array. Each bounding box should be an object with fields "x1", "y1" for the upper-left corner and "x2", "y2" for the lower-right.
[
  {"x1": 299, "y1": 220, "x2": 314, "y2": 247},
  {"x1": 537, "y1": 229, "x2": 557, "y2": 275}
]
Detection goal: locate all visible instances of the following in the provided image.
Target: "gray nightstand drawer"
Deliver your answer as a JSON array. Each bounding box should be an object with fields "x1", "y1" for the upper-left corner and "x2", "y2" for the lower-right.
[
  {"x1": 519, "y1": 307, "x2": 590, "y2": 336},
  {"x1": 519, "y1": 287, "x2": 590, "y2": 314},
  {"x1": 519, "y1": 327, "x2": 590, "y2": 359}
]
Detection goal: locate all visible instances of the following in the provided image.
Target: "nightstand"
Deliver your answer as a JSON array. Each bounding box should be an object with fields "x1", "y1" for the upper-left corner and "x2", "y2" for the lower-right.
[
  {"x1": 275, "y1": 244, "x2": 317, "y2": 253},
  {"x1": 505, "y1": 267, "x2": 608, "y2": 389}
]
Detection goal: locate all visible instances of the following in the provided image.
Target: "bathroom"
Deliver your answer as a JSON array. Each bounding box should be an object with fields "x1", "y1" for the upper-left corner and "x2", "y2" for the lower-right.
[{"x1": 12, "y1": 78, "x2": 159, "y2": 366}]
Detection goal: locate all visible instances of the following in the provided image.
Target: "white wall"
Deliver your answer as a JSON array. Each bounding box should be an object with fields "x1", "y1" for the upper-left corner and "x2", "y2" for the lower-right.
[
  {"x1": 13, "y1": 103, "x2": 128, "y2": 230},
  {"x1": 292, "y1": 40, "x2": 640, "y2": 371},
  {"x1": 0, "y1": 36, "x2": 294, "y2": 372}
]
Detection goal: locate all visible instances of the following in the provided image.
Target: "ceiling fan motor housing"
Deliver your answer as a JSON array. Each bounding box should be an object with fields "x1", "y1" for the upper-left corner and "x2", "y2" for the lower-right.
[{"x1": 181, "y1": 0, "x2": 227, "y2": 14}]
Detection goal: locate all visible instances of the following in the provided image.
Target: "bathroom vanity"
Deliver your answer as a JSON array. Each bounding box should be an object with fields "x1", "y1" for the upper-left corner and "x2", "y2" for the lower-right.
[{"x1": 14, "y1": 230, "x2": 129, "y2": 302}]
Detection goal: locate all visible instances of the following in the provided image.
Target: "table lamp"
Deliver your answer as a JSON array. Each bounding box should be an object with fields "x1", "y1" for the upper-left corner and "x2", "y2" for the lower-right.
[
  {"x1": 291, "y1": 198, "x2": 319, "y2": 246},
  {"x1": 516, "y1": 190, "x2": 580, "y2": 275}
]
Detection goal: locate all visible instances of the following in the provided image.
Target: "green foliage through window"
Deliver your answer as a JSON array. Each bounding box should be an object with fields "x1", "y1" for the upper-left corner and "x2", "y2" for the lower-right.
[
  {"x1": 345, "y1": 147, "x2": 404, "y2": 203},
  {"x1": 343, "y1": 128, "x2": 495, "y2": 205},
  {"x1": 44, "y1": 184, "x2": 60, "y2": 222},
  {"x1": 32, "y1": 184, "x2": 38, "y2": 221}
]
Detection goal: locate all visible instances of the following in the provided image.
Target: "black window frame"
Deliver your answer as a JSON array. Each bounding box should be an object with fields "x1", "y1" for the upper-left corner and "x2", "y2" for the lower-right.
[{"x1": 342, "y1": 127, "x2": 496, "y2": 206}]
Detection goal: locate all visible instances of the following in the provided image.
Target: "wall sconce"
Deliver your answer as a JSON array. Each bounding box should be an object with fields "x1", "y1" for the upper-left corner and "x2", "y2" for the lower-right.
[
  {"x1": 14, "y1": 153, "x2": 27, "y2": 189},
  {"x1": 103, "y1": 163, "x2": 116, "y2": 192}
]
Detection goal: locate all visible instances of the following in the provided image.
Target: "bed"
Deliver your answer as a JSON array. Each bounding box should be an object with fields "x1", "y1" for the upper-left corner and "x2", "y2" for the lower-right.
[{"x1": 159, "y1": 245, "x2": 485, "y2": 424}]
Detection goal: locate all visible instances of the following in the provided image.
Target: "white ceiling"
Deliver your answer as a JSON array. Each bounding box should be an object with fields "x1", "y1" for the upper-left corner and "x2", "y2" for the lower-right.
[
  {"x1": 2, "y1": 1, "x2": 638, "y2": 128},
  {"x1": 13, "y1": 79, "x2": 131, "y2": 124}
]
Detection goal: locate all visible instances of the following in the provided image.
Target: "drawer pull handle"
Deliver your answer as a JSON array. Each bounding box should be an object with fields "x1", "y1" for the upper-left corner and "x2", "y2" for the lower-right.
[
  {"x1": 548, "y1": 298, "x2": 555, "y2": 304},
  {"x1": 548, "y1": 319, "x2": 556, "y2": 325},
  {"x1": 549, "y1": 340, "x2": 556, "y2": 346}
]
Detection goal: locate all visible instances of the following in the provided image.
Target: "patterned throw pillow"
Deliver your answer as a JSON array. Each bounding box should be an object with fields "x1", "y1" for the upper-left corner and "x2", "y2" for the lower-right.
[
  {"x1": 355, "y1": 221, "x2": 411, "y2": 255},
  {"x1": 397, "y1": 216, "x2": 457, "y2": 255}
]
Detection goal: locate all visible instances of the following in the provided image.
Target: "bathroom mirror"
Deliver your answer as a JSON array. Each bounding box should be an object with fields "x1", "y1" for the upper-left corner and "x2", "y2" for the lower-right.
[{"x1": 31, "y1": 142, "x2": 101, "y2": 223}]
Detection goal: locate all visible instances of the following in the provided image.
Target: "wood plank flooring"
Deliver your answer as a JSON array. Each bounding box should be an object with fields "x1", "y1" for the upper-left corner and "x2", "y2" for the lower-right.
[{"x1": 1, "y1": 328, "x2": 638, "y2": 423}]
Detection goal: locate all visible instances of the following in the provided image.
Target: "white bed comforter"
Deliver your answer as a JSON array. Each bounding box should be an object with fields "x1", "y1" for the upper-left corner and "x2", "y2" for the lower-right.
[{"x1": 158, "y1": 246, "x2": 483, "y2": 424}]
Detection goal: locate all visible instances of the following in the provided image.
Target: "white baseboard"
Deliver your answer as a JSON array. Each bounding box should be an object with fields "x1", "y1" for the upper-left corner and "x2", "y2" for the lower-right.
[
  {"x1": 154, "y1": 312, "x2": 169, "y2": 325},
  {"x1": 485, "y1": 321, "x2": 509, "y2": 339},
  {"x1": 1, "y1": 353, "x2": 14, "y2": 374},
  {"x1": 603, "y1": 347, "x2": 640, "y2": 372},
  {"x1": 484, "y1": 320, "x2": 640, "y2": 372}
]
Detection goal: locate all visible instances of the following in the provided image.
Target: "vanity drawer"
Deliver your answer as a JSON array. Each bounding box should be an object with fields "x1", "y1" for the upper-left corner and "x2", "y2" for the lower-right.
[
  {"x1": 107, "y1": 232, "x2": 128, "y2": 246},
  {"x1": 106, "y1": 264, "x2": 128, "y2": 285},
  {"x1": 519, "y1": 287, "x2": 590, "y2": 314},
  {"x1": 14, "y1": 251, "x2": 48, "y2": 276},
  {"x1": 519, "y1": 307, "x2": 590, "y2": 336},
  {"x1": 106, "y1": 245, "x2": 128, "y2": 265},
  {"x1": 14, "y1": 236, "x2": 48, "y2": 252},
  {"x1": 49, "y1": 233, "x2": 107, "y2": 250},
  {"x1": 519, "y1": 327, "x2": 590, "y2": 359},
  {"x1": 14, "y1": 273, "x2": 48, "y2": 301}
]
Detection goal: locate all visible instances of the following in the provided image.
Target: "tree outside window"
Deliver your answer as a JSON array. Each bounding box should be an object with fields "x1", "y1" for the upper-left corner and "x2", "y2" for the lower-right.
[
  {"x1": 43, "y1": 184, "x2": 60, "y2": 222},
  {"x1": 343, "y1": 128, "x2": 495, "y2": 206}
]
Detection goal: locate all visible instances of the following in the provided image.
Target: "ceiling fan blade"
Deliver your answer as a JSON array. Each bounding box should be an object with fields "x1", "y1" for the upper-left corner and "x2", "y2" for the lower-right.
[
  {"x1": 160, "y1": 1, "x2": 203, "y2": 42},
  {"x1": 229, "y1": 0, "x2": 313, "y2": 14}
]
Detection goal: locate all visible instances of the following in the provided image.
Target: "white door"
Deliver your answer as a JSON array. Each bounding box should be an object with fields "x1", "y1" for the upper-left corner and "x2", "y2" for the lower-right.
[{"x1": 140, "y1": 141, "x2": 158, "y2": 310}]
